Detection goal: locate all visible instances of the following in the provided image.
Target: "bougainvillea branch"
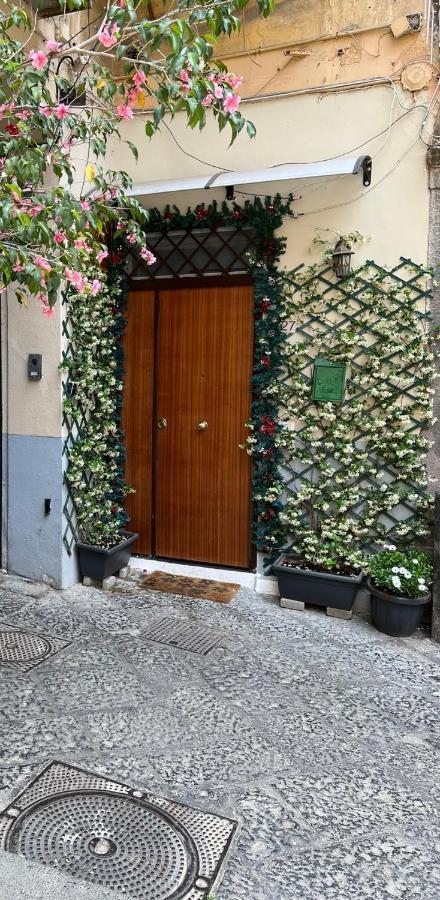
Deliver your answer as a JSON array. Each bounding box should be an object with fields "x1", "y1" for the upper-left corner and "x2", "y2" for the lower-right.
[{"x1": 0, "y1": 0, "x2": 275, "y2": 313}]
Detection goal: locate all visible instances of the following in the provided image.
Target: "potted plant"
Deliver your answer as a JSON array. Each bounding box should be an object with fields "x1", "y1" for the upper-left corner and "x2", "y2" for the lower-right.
[
  {"x1": 77, "y1": 530, "x2": 138, "y2": 583},
  {"x1": 367, "y1": 548, "x2": 432, "y2": 637},
  {"x1": 273, "y1": 539, "x2": 364, "y2": 614}
]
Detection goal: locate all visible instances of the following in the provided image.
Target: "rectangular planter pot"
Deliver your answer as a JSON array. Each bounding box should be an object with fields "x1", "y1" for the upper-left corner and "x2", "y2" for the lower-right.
[
  {"x1": 272, "y1": 555, "x2": 364, "y2": 611},
  {"x1": 77, "y1": 532, "x2": 139, "y2": 582}
]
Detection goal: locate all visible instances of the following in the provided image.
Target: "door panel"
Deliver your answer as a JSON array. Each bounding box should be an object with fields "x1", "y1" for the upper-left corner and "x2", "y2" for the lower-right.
[
  {"x1": 155, "y1": 285, "x2": 253, "y2": 567},
  {"x1": 122, "y1": 290, "x2": 155, "y2": 554}
]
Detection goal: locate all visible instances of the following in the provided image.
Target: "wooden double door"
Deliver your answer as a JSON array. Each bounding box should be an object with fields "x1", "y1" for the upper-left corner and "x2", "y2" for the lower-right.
[{"x1": 123, "y1": 283, "x2": 254, "y2": 569}]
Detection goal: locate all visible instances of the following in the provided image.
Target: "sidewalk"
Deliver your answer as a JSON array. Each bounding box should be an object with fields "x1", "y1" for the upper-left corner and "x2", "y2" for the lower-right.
[{"x1": 0, "y1": 572, "x2": 439, "y2": 899}]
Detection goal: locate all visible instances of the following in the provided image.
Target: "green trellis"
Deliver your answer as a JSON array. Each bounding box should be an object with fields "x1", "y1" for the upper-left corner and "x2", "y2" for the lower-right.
[{"x1": 264, "y1": 257, "x2": 434, "y2": 565}]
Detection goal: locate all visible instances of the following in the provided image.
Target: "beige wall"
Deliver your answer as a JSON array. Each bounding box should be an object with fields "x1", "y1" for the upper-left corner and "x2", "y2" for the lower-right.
[
  {"x1": 109, "y1": 82, "x2": 431, "y2": 270},
  {"x1": 4, "y1": 293, "x2": 63, "y2": 438}
]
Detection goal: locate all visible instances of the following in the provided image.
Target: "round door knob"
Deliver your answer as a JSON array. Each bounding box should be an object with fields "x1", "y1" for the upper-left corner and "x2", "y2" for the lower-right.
[
  {"x1": 157, "y1": 418, "x2": 167, "y2": 430},
  {"x1": 197, "y1": 420, "x2": 208, "y2": 431}
]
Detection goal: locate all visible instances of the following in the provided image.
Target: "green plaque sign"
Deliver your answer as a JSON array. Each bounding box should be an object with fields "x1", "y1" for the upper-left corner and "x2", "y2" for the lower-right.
[{"x1": 312, "y1": 358, "x2": 346, "y2": 403}]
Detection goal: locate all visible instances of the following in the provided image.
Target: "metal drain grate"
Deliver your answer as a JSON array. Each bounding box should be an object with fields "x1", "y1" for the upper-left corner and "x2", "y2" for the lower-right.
[
  {"x1": 0, "y1": 623, "x2": 70, "y2": 672},
  {"x1": 0, "y1": 761, "x2": 237, "y2": 899},
  {"x1": 141, "y1": 617, "x2": 225, "y2": 655}
]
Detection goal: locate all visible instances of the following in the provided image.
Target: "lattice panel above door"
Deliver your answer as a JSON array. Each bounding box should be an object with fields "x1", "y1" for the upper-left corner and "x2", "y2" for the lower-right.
[{"x1": 122, "y1": 226, "x2": 255, "y2": 280}]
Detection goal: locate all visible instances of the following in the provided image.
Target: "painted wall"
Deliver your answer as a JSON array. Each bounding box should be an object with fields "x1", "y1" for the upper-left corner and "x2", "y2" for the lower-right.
[{"x1": 109, "y1": 83, "x2": 431, "y2": 269}]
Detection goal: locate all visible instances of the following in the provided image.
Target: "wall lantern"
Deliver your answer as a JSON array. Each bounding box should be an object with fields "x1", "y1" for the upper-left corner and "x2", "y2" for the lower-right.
[{"x1": 332, "y1": 239, "x2": 354, "y2": 279}]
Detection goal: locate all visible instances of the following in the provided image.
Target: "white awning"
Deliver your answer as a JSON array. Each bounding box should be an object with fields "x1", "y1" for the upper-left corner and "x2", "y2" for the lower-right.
[{"x1": 128, "y1": 155, "x2": 372, "y2": 197}]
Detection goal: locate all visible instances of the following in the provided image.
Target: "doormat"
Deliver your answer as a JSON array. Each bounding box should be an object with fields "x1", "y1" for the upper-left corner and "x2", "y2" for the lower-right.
[
  {"x1": 0, "y1": 760, "x2": 238, "y2": 900},
  {"x1": 140, "y1": 571, "x2": 240, "y2": 604}
]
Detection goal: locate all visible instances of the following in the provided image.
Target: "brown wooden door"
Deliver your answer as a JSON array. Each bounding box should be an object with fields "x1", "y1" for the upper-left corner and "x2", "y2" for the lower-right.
[
  {"x1": 123, "y1": 283, "x2": 254, "y2": 568},
  {"x1": 122, "y1": 290, "x2": 155, "y2": 555}
]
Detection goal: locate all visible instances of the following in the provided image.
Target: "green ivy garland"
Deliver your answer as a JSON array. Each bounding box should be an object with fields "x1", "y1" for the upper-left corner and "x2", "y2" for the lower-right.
[
  {"x1": 246, "y1": 258, "x2": 434, "y2": 568},
  {"x1": 61, "y1": 265, "x2": 131, "y2": 548}
]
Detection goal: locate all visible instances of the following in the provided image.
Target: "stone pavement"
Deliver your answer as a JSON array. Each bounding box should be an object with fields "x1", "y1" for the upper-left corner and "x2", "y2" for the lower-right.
[{"x1": 0, "y1": 572, "x2": 440, "y2": 899}]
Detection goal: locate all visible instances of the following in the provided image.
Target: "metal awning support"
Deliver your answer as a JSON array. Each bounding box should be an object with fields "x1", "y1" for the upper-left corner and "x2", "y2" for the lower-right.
[{"x1": 128, "y1": 155, "x2": 372, "y2": 198}]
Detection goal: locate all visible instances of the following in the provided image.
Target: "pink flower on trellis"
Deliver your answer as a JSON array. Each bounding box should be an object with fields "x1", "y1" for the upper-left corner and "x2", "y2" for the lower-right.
[
  {"x1": 46, "y1": 40, "x2": 62, "y2": 52},
  {"x1": 140, "y1": 248, "x2": 156, "y2": 265},
  {"x1": 91, "y1": 279, "x2": 102, "y2": 296}
]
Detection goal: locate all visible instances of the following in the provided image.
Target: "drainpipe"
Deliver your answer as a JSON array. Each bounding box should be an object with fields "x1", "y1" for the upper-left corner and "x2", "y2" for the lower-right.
[{"x1": 427, "y1": 144, "x2": 440, "y2": 641}]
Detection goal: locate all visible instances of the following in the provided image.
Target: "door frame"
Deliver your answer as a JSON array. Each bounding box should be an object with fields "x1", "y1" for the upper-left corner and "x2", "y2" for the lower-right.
[{"x1": 125, "y1": 274, "x2": 257, "y2": 571}]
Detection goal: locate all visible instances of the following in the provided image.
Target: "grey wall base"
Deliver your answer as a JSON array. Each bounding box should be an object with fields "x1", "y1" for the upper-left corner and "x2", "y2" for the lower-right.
[{"x1": 6, "y1": 434, "x2": 79, "y2": 588}]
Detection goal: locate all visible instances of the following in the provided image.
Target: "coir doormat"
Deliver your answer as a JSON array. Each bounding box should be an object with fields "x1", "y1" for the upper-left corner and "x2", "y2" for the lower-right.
[{"x1": 140, "y1": 571, "x2": 240, "y2": 604}]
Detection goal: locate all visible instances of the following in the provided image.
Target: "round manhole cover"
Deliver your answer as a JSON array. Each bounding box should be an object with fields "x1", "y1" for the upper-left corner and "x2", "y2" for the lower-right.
[
  {"x1": 6, "y1": 791, "x2": 199, "y2": 899},
  {"x1": 0, "y1": 630, "x2": 51, "y2": 663}
]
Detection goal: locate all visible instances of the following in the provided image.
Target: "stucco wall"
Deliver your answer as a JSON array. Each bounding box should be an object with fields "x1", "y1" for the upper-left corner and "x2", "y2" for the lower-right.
[{"x1": 109, "y1": 83, "x2": 430, "y2": 269}]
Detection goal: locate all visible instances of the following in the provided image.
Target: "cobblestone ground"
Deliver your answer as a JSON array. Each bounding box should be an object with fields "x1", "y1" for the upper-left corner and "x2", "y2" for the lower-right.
[{"x1": 0, "y1": 572, "x2": 440, "y2": 899}]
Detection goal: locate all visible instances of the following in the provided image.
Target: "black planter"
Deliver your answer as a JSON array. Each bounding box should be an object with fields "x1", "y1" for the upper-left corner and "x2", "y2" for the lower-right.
[
  {"x1": 367, "y1": 577, "x2": 431, "y2": 637},
  {"x1": 273, "y1": 556, "x2": 363, "y2": 611},
  {"x1": 77, "y1": 532, "x2": 139, "y2": 581}
]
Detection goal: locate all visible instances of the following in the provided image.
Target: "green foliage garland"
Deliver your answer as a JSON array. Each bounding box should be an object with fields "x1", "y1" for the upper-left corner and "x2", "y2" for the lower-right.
[
  {"x1": 61, "y1": 266, "x2": 131, "y2": 548},
  {"x1": 251, "y1": 258, "x2": 434, "y2": 568}
]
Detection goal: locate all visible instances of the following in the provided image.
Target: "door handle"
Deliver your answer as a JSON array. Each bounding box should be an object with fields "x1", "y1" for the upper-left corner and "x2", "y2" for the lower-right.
[
  {"x1": 157, "y1": 418, "x2": 167, "y2": 430},
  {"x1": 197, "y1": 420, "x2": 208, "y2": 431}
]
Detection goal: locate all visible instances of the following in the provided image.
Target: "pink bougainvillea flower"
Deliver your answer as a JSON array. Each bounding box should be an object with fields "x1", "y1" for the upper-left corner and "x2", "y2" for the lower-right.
[
  {"x1": 117, "y1": 104, "x2": 134, "y2": 119},
  {"x1": 228, "y1": 75, "x2": 244, "y2": 89},
  {"x1": 65, "y1": 268, "x2": 87, "y2": 292},
  {"x1": 98, "y1": 24, "x2": 119, "y2": 48},
  {"x1": 39, "y1": 103, "x2": 53, "y2": 118},
  {"x1": 180, "y1": 84, "x2": 190, "y2": 95},
  {"x1": 133, "y1": 70, "x2": 147, "y2": 87},
  {"x1": 35, "y1": 255, "x2": 52, "y2": 272},
  {"x1": 202, "y1": 93, "x2": 214, "y2": 107},
  {"x1": 126, "y1": 234, "x2": 137, "y2": 244},
  {"x1": 223, "y1": 94, "x2": 241, "y2": 113},
  {"x1": 29, "y1": 50, "x2": 48, "y2": 69},
  {"x1": 97, "y1": 249, "x2": 108, "y2": 263},
  {"x1": 117, "y1": 0, "x2": 126, "y2": 7},
  {"x1": 55, "y1": 104, "x2": 69, "y2": 120},
  {"x1": 16, "y1": 109, "x2": 31, "y2": 121},
  {"x1": 90, "y1": 279, "x2": 102, "y2": 296},
  {"x1": 46, "y1": 40, "x2": 62, "y2": 52},
  {"x1": 116, "y1": 221, "x2": 125, "y2": 231},
  {"x1": 214, "y1": 84, "x2": 223, "y2": 99},
  {"x1": 179, "y1": 68, "x2": 190, "y2": 83},
  {"x1": 140, "y1": 248, "x2": 156, "y2": 265},
  {"x1": 40, "y1": 295, "x2": 55, "y2": 317},
  {"x1": 127, "y1": 89, "x2": 140, "y2": 106},
  {"x1": 54, "y1": 230, "x2": 67, "y2": 245},
  {"x1": 74, "y1": 238, "x2": 90, "y2": 250},
  {"x1": 12, "y1": 259, "x2": 24, "y2": 272},
  {"x1": 80, "y1": 200, "x2": 90, "y2": 211},
  {"x1": 29, "y1": 205, "x2": 43, "y2": 217}
]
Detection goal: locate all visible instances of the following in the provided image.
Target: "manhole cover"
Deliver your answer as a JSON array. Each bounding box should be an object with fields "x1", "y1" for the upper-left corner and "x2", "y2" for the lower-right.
[
  {"x1": 141, "y1": 617, "x2": 225, "y2": 655},
  {"x1": 0, "y1": 762, "x2": 237, "y2": 899},
  {"x1": 0, "y1": 623, "x2": 70, "y2": 672}
]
